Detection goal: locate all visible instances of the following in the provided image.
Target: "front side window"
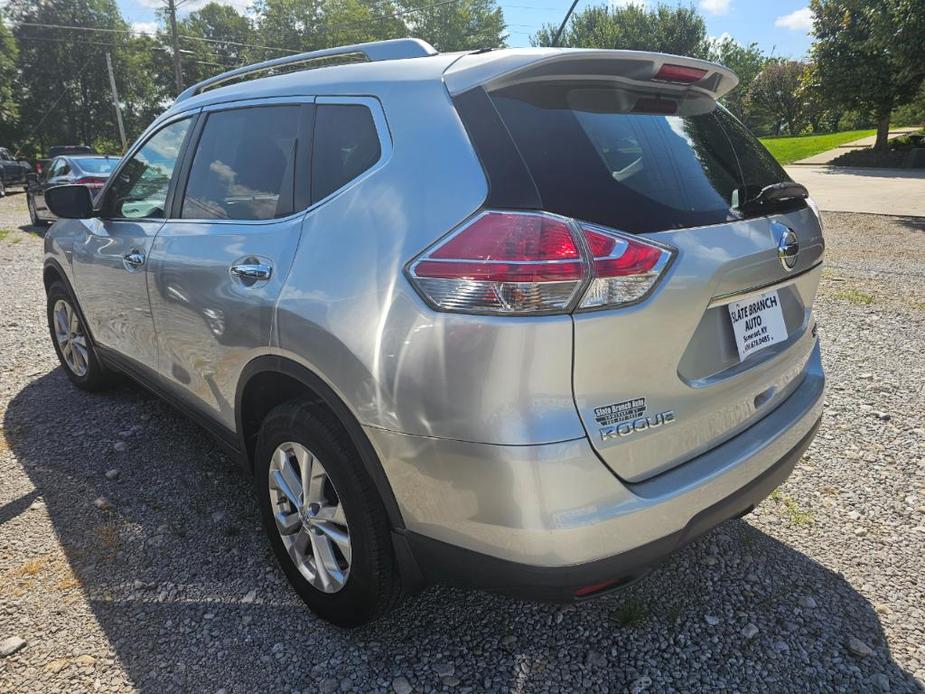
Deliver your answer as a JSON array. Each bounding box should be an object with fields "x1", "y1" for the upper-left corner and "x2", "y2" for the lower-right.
[
  {"x1": 181, "y1": 105, "x2": 301, "y2": 220},
  {"x1": 106, "y1": 117, "x2": 192, "y2": 219},
  {"x1": 311, "y1": 104, "x2": 381, "y2": 203}
]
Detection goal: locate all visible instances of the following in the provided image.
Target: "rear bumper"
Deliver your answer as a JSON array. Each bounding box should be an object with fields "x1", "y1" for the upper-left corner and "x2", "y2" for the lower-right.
[
  {"x1": 401, "y1": 417, "x2": 818, "y2": 600},
  {"x1": 368, "y1": 342, "x2": 824, "y2": 599}
]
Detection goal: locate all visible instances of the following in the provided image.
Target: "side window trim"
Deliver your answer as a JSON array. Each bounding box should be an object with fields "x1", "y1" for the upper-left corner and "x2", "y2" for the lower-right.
[
  {"x1": 310, "y1": 96, "x2": 392, "y2": 209},
  {"x1": 170, "y1": 97, "x2": 315, "y2": 224},
  {"x1": 98, "y1": 110, "x2": 200, "y2": 221}
]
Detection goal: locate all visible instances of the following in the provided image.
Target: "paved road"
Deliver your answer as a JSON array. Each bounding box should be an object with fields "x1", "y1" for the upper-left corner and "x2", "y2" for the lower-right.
[
  {"x1": 786, "y1": 165, "x2": 925, "y2": 217},
  {"x1": 793, "y1": 128, "x2": 920, "y2": 165},
  {"x1": 1, "y1": 193, "x2": 924, "y2": 692}
]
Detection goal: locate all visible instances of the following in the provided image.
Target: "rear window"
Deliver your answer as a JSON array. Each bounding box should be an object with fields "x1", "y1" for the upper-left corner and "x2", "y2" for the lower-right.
[
  {"x1": 486, "y1": 83, "x2": 792, "y2": 234},
  {"x1": 74, "y1": 157, "x2": 118, "y2": 175}
]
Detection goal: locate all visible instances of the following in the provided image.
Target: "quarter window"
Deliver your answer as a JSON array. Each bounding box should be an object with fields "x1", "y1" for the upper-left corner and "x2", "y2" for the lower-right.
[
  {"x1": 106, "y1": 117, "x2": 192, "y2": 219},
  {"x1": 181, "y1": 105, "x2": 301, "y2": 220},
  {"x1": 311, "y1": 104, "x2": 381, "y2": 203}
]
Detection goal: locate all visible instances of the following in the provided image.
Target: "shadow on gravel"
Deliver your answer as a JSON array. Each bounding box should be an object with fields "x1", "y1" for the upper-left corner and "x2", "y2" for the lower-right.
[
  {"x1": 4, "y1": 369, "x2": 919, "y2": 692},
  {"x1": 893, "y1": 216, "x2": 925, "y2": 234}
]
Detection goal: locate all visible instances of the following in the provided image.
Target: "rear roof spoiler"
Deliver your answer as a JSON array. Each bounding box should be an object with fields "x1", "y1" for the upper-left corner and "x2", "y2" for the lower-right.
[
  {"x1": 175, "y1": 38, "x2": 437, "y2": 103},
  {"x1": 444, "y1": 48, "x2": 739, "y2": 101}
]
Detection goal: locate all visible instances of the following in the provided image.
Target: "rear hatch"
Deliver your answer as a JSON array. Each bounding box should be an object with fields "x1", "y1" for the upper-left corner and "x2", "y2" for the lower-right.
[{"x1": 448, "y1": 50, "x2": 824, "y2": 482}]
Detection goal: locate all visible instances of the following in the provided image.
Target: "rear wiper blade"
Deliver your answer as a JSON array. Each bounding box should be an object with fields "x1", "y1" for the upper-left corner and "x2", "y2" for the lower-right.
[{"x1": 735, "y1": 181, "x2": 808, "y2": 213}]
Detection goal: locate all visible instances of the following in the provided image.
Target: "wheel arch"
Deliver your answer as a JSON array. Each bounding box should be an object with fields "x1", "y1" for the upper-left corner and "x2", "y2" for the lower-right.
[
  {"x1": 43, "y1": 259, "x2": 99, "y2": 347},
  {"x1": 236, "y1": 355, "x2": 405, "y2": 530}
]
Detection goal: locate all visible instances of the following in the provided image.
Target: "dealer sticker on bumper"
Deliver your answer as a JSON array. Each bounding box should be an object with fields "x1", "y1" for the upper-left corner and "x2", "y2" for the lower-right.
[{"x1": 728, "y1": 289, "x2": 788, "y2": 362}]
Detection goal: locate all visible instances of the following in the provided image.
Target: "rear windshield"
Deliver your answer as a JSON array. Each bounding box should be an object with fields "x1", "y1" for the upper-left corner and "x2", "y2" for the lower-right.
[
  {"x1": 488, "y1": 83, "x2": 793, "y2": 234},
  {"x1": 74, "y1": 157, "x2": 119, "y2": 175}
]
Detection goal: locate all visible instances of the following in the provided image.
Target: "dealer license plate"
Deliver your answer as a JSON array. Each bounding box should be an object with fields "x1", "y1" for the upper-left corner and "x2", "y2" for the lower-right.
[{"x1": 727, "y1": 289, "x2": 788, "y2": 362}]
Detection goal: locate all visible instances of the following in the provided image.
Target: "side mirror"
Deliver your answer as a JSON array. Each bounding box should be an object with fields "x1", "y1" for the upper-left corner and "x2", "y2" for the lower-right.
[{"x1": 46, "y1": 185, "x2": 95, "y2": 219}]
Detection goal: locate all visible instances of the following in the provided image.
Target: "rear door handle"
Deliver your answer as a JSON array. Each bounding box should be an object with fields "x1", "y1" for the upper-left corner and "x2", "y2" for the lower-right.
[
  {"x1": 230, "y1": 263, "x2": 272, "y2": 282},
  {"x1": 123, "y1": 250, "x2": 145, "y2": 269}
]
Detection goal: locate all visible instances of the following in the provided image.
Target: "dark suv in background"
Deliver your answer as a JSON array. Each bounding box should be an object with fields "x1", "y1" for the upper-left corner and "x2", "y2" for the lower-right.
[{"x1": 0, "y1": 147, "x2": 32, "y2": 197}]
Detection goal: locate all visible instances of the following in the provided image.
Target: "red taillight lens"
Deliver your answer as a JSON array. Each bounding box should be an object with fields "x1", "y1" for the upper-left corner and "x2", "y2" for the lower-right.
[
  {"x1": 653, "y1": 63, "x2": 708, "y2": 84},
  {"x1": 407, "y1": 211, "x2": 673, "y2": 315},
  {"x1": 578, "y1": 224, "x2": 673, "y2": 309},
  {"x1": 409, "y1": 211, "x2": 585, "y2": 314},
  {"x1": 75, "y1": 176, "x2": 106, "y2": 188}
]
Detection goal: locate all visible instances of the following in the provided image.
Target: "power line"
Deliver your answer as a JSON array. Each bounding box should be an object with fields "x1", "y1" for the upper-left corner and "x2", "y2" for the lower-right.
[
  {"x1": 13, "y1": 0, "x2": 470, "y2": 59},
  {"x1": 16, "y1": 35, "x2": 236, "y2": 68},
  {"x1": 14, "y1": 21, "x2": 299, "y2": 56}
]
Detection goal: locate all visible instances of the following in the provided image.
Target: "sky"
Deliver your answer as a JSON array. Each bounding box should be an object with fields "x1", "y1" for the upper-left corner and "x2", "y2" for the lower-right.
[{"x1": 116, "y1": 0, "x2": 816, "y2": 59}]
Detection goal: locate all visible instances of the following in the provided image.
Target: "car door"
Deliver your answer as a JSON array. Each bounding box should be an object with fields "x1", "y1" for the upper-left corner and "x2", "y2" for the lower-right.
[
  {"x1": 33, "y1": 157, "x2": 66, "y2": 216},
  {"x1": 71, "y1": 114, "x2": 196, "y2": 372},
  {"x1": 147, "y1": 100, "x2": 311, "y2": 429}
]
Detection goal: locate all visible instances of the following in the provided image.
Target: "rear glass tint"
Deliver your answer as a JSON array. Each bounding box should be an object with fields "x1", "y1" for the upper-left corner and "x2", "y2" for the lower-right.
[
  {"x1": 74, "y1": 158, "x2": 118, "y2": 174},
  {"x1": 488, "y1": 83, "x2": 792, "y2": 234},
  {"x1": 312, "y1": 104, "x2": 381, "y2": 203},
  {"x1": 182, "y1": 105, "x2": 301, "y2": 220}
]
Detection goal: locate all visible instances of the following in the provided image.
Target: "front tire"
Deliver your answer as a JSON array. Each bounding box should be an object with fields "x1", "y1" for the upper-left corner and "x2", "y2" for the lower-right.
[
  {"x1": 255, "y1": 400, "x2": 401, "y2": 627},
  {"x1": 46, "y1": 282, "x2": 112, "y2": 391}
]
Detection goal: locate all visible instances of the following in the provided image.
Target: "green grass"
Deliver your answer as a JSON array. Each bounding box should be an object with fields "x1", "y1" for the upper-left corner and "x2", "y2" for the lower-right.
[
  {"x1": 759, "y1": 129, "x2": 876, "y2": 165},
  {"x1": 0, "y1": 229, "x2": 10, "y2": 242},
  {"x1": 832, "y1": 288, "x2": 875, "y2": 305},
  {"x1": 611, "y1": 599, "x2": 648, "y2": 628}
]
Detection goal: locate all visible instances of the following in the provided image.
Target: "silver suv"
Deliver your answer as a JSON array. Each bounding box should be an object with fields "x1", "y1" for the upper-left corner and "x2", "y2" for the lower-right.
[{"x1": 42, "y1": 39, "x2": 825, "y2": 626}]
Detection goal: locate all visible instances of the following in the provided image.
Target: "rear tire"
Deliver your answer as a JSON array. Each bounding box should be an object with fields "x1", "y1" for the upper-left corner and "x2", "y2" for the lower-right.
[
  {"x1": 46, "y1": 282, "x2": 112, "y2": 391},
  {"x1": 28, "y1": 194, "x2": 47, "y2": 227},
  {"x1": 254, "y1": 400, "x2": 402, "y2": 627},
  {"x1": 0, "y1": 179, "x2": 6, "y2": 197}
]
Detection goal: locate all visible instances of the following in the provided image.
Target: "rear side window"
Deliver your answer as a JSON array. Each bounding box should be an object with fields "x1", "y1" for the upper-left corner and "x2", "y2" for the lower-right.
[
  {"x1": 75, "y1": 158, "x2": 118, "y2": 175},
  {"x1": 483, "y1": 83, "x2": 793, "y2": 234},
  {"x1": 312, "y1": 104, "x2": 381, "y2": 203},
  {"x1": 182, "y1": 105, "x2": 301, "y2": 220}
]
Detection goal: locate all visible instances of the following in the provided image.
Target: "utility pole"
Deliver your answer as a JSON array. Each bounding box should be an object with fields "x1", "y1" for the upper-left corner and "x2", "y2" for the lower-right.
[
  {"x1": 166, "y1": 0, "x2": 184, "y2": 93},
  {"x1": 551, "y1": 0, "x2": 581, "y2": 47},
  {"x1": 105, "y1": 51, "x2": 127, "y2": 151}
]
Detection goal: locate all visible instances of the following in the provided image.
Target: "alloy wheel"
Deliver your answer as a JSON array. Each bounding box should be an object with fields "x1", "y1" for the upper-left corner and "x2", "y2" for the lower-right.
[
  {"x1": 268, "y1": 442, "x2": 351, "y2": 593},
  {"x1": 53, "y1": 299, "x2": 89, "y2": 377}
]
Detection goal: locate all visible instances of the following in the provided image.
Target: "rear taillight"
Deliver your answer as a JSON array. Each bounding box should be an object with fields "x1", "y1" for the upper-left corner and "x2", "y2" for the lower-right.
[
  {"x1": 406, "y1": 211, "x2": 674, "y2": 315},
  {"x1": 75, "y1": 176, "x2": 106, "y2": 189},
  {"x1": 653, "y1": 63, "x2": 708, "y2": 84},
  {"x1": 577, "y1": 223, "x2": 672, "y2": 309}
]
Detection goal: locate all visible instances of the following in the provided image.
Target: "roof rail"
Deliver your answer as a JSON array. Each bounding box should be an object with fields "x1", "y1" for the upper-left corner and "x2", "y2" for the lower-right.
[{"x1": 175, "y1": 37, "x2": 438, "y2": 102}]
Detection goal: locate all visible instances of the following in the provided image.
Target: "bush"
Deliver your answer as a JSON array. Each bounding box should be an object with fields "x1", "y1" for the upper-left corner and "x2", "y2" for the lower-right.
[{"x1": 831, "y1": 130, "x2": 925, "y2": 168}]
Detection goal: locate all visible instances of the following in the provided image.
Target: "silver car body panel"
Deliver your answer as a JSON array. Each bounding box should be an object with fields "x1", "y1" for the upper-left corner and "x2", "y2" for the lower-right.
[{"x1": 367, "y1": 343, "x2": 823, "y2": 566}]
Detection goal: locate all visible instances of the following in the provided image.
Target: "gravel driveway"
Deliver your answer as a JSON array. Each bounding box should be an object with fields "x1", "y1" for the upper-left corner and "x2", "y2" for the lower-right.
[{"x1": 1, "y1": 191, "x2": 923, "y2": 693}]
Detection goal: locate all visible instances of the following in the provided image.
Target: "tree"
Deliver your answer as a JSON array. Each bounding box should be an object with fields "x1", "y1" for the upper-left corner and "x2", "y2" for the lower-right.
[
  {"x1": 706, "y1": 37, "x2": 767, "y2": 124},
  {"x1": 809, "y1": 0, "x2": 925, "y2": 151},
  {"x1": 183, "y1": 2, "x2": 256, "y2": 68},
  {"x1": 747, "y1": 60, "x2": 808, "y2": 135},
  {"x1": 0, "y1": 21, "x2": 19, "y2": 145},
  {"x1": 5, "y1": 0, "x2": 142, "y2": 154},
  {"x1": 532, "y1": 2, "x2": 708, "y2": 58},
  {"x1": 409, "y1": 0, "x2": 506, "y2": 52},
  {"x1": 253, "y1": 0, "x2": 506, "y2": 55},
  {"x1": 254, "y1": 0, "x2": 407, "y2": 54}
]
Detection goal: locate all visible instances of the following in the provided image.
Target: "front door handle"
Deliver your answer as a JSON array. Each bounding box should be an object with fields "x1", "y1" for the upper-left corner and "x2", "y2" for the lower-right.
[
  {"x1": 230, "y1": 263, "x2": 272, "y2": 282},
  {"x1": 123, "y1": 250, "x2": 145, "y2": 270}
]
